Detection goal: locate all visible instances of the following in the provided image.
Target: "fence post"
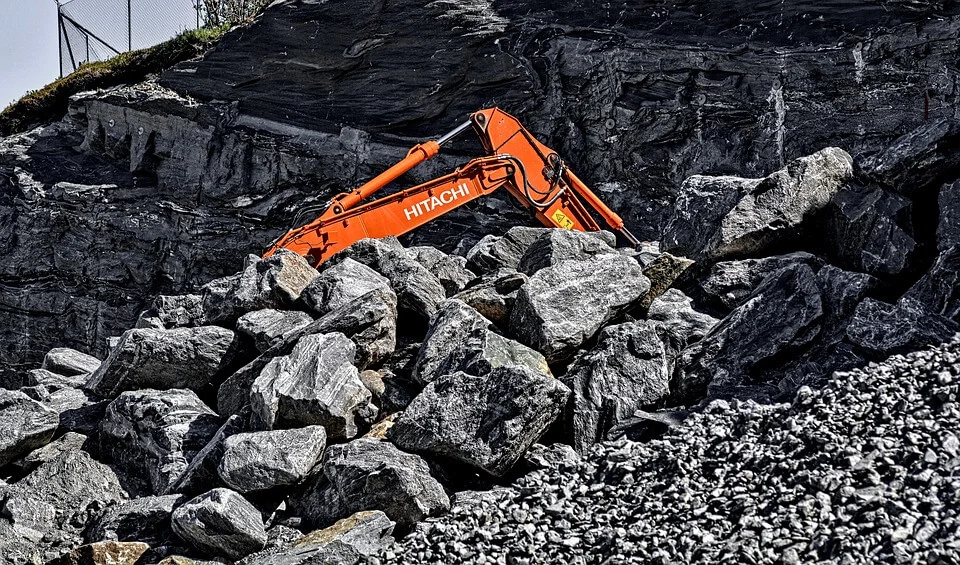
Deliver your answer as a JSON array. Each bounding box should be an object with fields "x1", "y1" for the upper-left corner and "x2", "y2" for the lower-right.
[
  {"x1": 57, "y1": 4, "x2": 63, "y2": 78},
  {"x1": 127, "y1": 0, "x2": 132, "y2": 51}
]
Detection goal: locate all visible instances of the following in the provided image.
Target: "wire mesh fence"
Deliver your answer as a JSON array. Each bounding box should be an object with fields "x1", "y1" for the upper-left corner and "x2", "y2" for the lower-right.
[{"x1": 57, "y1": 0, "x2": 202, "y2": 77}]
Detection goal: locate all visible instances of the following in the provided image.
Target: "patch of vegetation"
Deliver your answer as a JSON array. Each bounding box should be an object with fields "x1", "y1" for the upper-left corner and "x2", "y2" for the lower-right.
[{"x1": 0, "y1": 25, "x2": 229, "y2": 138}]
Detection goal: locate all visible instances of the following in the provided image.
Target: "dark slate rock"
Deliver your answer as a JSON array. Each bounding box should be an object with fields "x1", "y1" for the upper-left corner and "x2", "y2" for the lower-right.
[
  {"x1": 465, "y1": 227, "x2": 550, "y2": 274},
  {"x1": 290, "y1": 438, "x2": 449, "y2": 529},
  {"x1": 137, "y1": 295, "x2": 207, "y2": 329},
  {"x1": 939, "y1": 180, "x2": 960, "y2": 251},
  {"x1": 84, "y1": 326, "x2": 239, "y2": 397},
  {"x1": 0, "y1": 389, "x2": 59, "y2": 467},
  {"x1": 407, "y1": 246, "x2": 475, "y2": 296},
  {"x1": 218, "y1": 426, "x2": 327, "y2": 493},
  {"x1": 900, "y1": 246, "x2": 960, "y2": 322},
  {"x1": 814, "y1": 265, "x2": 883, "y2": 344},
  {"x1": 677, "y1": 263, "x2": 823, "y2": 401},
  {"x1": 646, "y1": 289, "x2": 719, "y2": 347},
  {"x1": 301, "y1": 258, "x2": 391, "y2": 316},
  {"x1": 166, "y1": 413, "x2": 246, "y2": 496},
  {"x1": 329, "y1": 238, "x2": 445, "y2": 320},
  {"x1": 46, "y1": 541, "x2": 149, "y2": 565},
  {"x1": 390, "y1": 366, "x2": 570, "y2": 476},
  {"x1": 218, "y1": 289, "x2": 397, "y2": 416},
  {"x1": 100, "y1": 389, "x2": 222, "y2": 496},
  {"x1": 202, "y1": 251, "x2": 319, "y2": 325},
  {"x1": 41, "y1": 348, "x2": 101, "y2": 377},
  {"x1": 819, "y1": 185, "x2": 916, "y2": 276},
  {"x1": 250, "y1": 333, "x2": 374, "y2": 439},
  {"x1": 86, "y1": 494, "x2": 186, "y2": 547},
  {"x1": 516, "y1": 229, "x2": 617, "y2": 275},
  {"x1": 663, "y1": 148, "x2": 852, "y2": 261},
  {"x1": 510, "y1": 255, "x2": 650, "y2": 361},
  {"x1": 236, "y1": 309, "x2": 314, "y2": 353},
  {"x1": 412, "y1": 299, "x2": 549, "y2": 386},
  {"x1": 44, "y1": 386, "x2": 108, "y2": 436},
  {"x1": 560, "y1": 321, "x2": 671, "y2": 453},
  {"x1": 451, "y1": 269, "x2": 527, "y2": 327},
  {"x1": 860, "y1": 118, "x2": 960, "y2": 197},
  {"x1": 13, "y1": 431, "x2": 88, "y2": 473},
  {"x1": 171, "y1": 488, "x2": 268, "y2": 560},
  {"x1": 700, "y1": 252, "x2": 825, "y2": 311},
  {"x1": 846, "y1": 298, "x2": 959, "y2": 357}
]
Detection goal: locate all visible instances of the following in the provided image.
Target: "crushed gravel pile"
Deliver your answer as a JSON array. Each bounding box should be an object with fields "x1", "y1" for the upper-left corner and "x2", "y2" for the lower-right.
[{"x1": 376, "y1": 337, "x2": 960, "y2": 565}]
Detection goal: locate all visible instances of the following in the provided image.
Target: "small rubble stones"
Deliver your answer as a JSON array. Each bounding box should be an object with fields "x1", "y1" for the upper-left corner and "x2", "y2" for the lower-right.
[
  {"x1": 171, "y1": 488, "x2": 267, "y2": 560},
  {"x1": 390, "y1": 366, "x2": 570, "y2": 476},
  {"x1": 0, "y1": 389, "x2": 59, "y2": 467},
  {"x1": 218, "y1": 426, "x2": 327, "y2": 492}
]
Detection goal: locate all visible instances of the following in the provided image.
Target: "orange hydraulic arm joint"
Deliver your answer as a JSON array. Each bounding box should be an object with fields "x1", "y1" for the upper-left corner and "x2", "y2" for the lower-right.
[{"x1": 263, "y1": 108, "x2": 639, "y2": 265}]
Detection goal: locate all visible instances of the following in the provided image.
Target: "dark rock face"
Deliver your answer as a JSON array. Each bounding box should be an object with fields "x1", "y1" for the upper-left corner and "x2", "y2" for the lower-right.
[
  {"x1": 510, "y1": 255, "x2": 650, "y2": 361},
  {"x1": 99, "y1": 388, "x2": 222, "y2": 496},
  {"x1": 646, "y1": 289, "x2": 719, "y2": 346},
  {"x1": 85, "y1": 326, "x2": 238, "y2": 397},
  {"x1": 860, "y1": 118, "x2": 960, "y2": 197},
  {"x1": 291, "y1": 438, "x2": 449, "y2": 529},
  {"x1": 167, "y1": 413, "x2": 246, "y2": 496},
  {"x1": 466, "y1": 228, "x2": 549, "y2": 274},
  {"x1": 561, "y1": 322, "x2": 671, "y2": 453},
  {"x1": 218, "y1": 426, "x2": 327, "y2": 493},
  {"x1": 700, "y1": 253, "x2": 825, "y2": 311},
  {"x1": 390, "y1": 366, "x2": 570, "y2": 476},
  {"x1": 138, "y1": 295, "x2": 206, "y2": 329},
  {"x1": 171, "y1": 488, "x2": 267, "y2": 560},
  {"x1": 939, "y1": 181, "x2": 960, "y2": 251},
  {"x1": 662, "y1": 148, "x2": 853, "y2": 261},
  {"x1": 0, "y1": 389, "x2": 59, "y2": 467}
]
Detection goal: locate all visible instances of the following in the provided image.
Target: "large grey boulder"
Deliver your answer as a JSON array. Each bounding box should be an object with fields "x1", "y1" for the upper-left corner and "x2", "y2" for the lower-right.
[
  {"x1": 100, "y1": 388, "x2": 222, "y2": 495},
  {"x1": 166, "y1": 413, "x2": 246, "y2": 496},
  {"x1": 846, "y1": 298, "x2": 959, "y2": 357},
  {"x1": 250, "y1": 333, "x2": 374, "y2": 439},
  {"x1": 860, "y1": 118, "x2": 960, "y2": 197},
  {"x1": 218, "y1": 426, "x2": 327, "y2": 493},
  {"x1": 451, "y1": 269, "x2": 527, "y2": 327},
  {"x1": 86, "y1": 494, "x2": 185, "y2": 547},
  {"x1": 218, "y1": 289, "x2": 397, "y2": 415},
  {"x1": 413, "y1": 299, "x2": 550, "y2": 385},
  {"x1": 25, "y1": 367, "x2": 86, "y2": 390},
  {"x1": 85, "y1": 326, "x2": 238, "y2": 397},
  {"x1": 236, "y1": 511, "x2": 395, "y2": 565},
  {"x1": 12, "y1": 431, "x2": 87, "y2": 473},
  {"x1": 329, "y1": 238, "x2": 445, "y2": 319},
  {"x1": 202, "y1": 251, "x2": 319, "y2": 325},
  {"x1": 237, "y1": 309, "x2": 314, "y2": 353},
  {"x1": 389, "y1": 366, "x2": 570, "y2": 476},
  {"x1": 465, "y1": 227, "x2": 549, "y2": 274},
  {"x1": 510, "y1": 254, "x2": 650, "y2": 361},
  {"x1": 677, "y1": 263, "x2": 823, "y2": 401},
  {"x1": 663, "y1": 147, "x2": 853, "y2": 261},
  {"x1": 0, "y1": 389, "x2": 59, "y2": 467},
  {"x1": 899, "y1": 246, "x2": 960, "y2": 322},
  {"x1": 560, "y1": 321, "x2": 672, "y2": 453},
  {"x1": 171, "y1": 488, "x2": 268, "y2": 560},
  {"x1": 137, "y1": 294, "x2": 206, "y2": 329},
  {"x1": 301, "y1": 258, "x2": 391, "y2": 315},
  {"x1": 42, "y1": 348, "x2": 101, "y2": 377},
  {"x1": 700, "y1": 252, "x2": 825, "y2": 311},
  {"x1": 939, "y1": 180, "x2": 960, "y2": 251},
  {"x1": 516, "y1": 229, "x2": 617, "y2": 275},
  {"x1": 290, "y1": 438, "x2": 448, "y2": 529},
  {"x1": 407, "y1": 246, "x2": 475, "y2": 296},
  {"x1": 44, "y1": 386, "x2": 108, "y2": 435}
]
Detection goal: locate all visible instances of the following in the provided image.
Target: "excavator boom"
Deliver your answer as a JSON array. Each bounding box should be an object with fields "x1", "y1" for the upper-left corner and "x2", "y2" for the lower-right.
[{"x1": 264, "y1": 108, "x2": 637, "y2": 265}]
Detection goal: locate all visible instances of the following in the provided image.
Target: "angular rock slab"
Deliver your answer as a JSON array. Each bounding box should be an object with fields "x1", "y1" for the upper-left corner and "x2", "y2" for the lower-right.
[
  {"x1": 516, "y1": 228, "x2": 617, "y2": 275},
  {"x1": 466, "y1": 227, "x2": 549, "y2": 274},
  {"x1": 407, "y1": 246, "x2": 474, "y2": 296},
  {"x1": 899, "y1": 246, "x2": 960, "y2": 322},
  {"x1": 390, "y1": 366, "x2": 571, "y2": 476},
  {"x1": 85, "y1": 326, "x2": 238, "y2": 397},
  {"x1": 413, "y1": 299, "x2": 549, "y2": 385},
  {"x1": 561, "y1": 321, "x2": 672, "y2": 453},
  {"x1": 646, "y1": 289, "x2": 719, "y2": 348},
  {"x1": 87, "y1": 494, "x2": 186, "y2": 546},
  {"x1": 218, "y1": 426, "x2": 327, "y2": 493},
  {"x1": 699, "y1": 252, "x2": 824, "y2": 311},
  {"x1": 166, "y1": 413, "x2": 246, "y2": 496},
  {"x1": 291, "y1": 438, "x2": 448, "y2": 529},
  {"x1": 846, "y1": 298, "x2": 959, "y2": 357},
  {"x1": 251, "y1": 333, "x2": 374, "y2": 439},
  {"x1": 860, "y1": 118, "x2": 960, "y2": 197},
  {"x1": 47, "y1": 541, "x2": 149, "y2": 565},
  {"x1": 13, "y1": 431, "x2": 87, "y2": 473},
  {"x1": 0, "y1": 389, "x2": 59, "y2": 467},
  {"x1": 677, "y1": 263, "x2": 823, "y2": 401},
  {"x1": 452, "y1": 268, "x2": 527, "y2": 327},
  {"x1": 510, "y1": 254, "x2": 650, "y2": 361},
  {"x1": 171, "y1": 488, "x2": 267, "y2": 560},
  {"x1": 663, "y1": 147, "x2": 853, "y2": 261},
  {"x1": 237, "y1": 309, "x2": 314, "y2": 353},
  {"x1": 202, "y1": 251, "x2": 319, "y2": 325},
  {"x1": 42, "y1": 347, "x2": 101, "y2": 377},
  {"x1": 100, "y1": 388, "x2": 222, "y2": 495},
  {"x1": 301, "y1": 257, "x2": 391, "y2": 316}
]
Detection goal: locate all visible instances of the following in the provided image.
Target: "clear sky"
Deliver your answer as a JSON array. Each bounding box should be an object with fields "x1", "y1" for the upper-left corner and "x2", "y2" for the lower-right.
[{"x1": 1, "y1": 1, "x2": 60, "y2": 108}]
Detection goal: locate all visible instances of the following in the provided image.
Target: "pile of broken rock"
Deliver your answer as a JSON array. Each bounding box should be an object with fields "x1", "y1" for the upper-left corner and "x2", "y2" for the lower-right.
[{"x1": 3, "y1": 123, "x2": 960, "y2": 564}]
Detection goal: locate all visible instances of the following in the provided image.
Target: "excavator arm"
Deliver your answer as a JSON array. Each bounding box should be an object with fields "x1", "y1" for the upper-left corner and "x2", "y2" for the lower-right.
[{"x1": 263, "y1": 107, "x2": 638, "y2": 264}]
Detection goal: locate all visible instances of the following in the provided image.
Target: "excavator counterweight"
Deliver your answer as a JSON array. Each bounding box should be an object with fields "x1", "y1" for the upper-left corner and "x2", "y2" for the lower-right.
[{"x1": 263, "y1": 108, "x2": 638, "y2": 265}]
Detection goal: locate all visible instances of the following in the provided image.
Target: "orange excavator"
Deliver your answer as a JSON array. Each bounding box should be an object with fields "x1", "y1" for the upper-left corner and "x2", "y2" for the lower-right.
[{"x1": 262, "y1": 107, "x2": 638, "y2": 265}]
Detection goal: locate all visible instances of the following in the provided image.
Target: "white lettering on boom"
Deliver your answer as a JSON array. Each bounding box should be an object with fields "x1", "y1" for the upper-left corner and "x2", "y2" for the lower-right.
[{"x1": 404, "y1": 183, "x2": 471, "y2": 221}]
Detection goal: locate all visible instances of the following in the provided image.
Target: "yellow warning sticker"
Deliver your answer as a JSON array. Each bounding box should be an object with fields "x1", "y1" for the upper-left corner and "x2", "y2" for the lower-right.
[{"x1": 551, "y1": 209, "x2": 575, "y2": 230}]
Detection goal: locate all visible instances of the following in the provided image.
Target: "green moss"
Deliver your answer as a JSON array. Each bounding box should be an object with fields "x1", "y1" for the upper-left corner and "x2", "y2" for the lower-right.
[{"x1": 0, "y1": 25, "x2": 229, "y2": 138}]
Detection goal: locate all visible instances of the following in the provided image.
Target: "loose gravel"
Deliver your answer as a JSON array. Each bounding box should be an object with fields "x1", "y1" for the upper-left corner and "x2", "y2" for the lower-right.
[{"x1": 373, "y1": 337, "x2": 960, "y2": 564}]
